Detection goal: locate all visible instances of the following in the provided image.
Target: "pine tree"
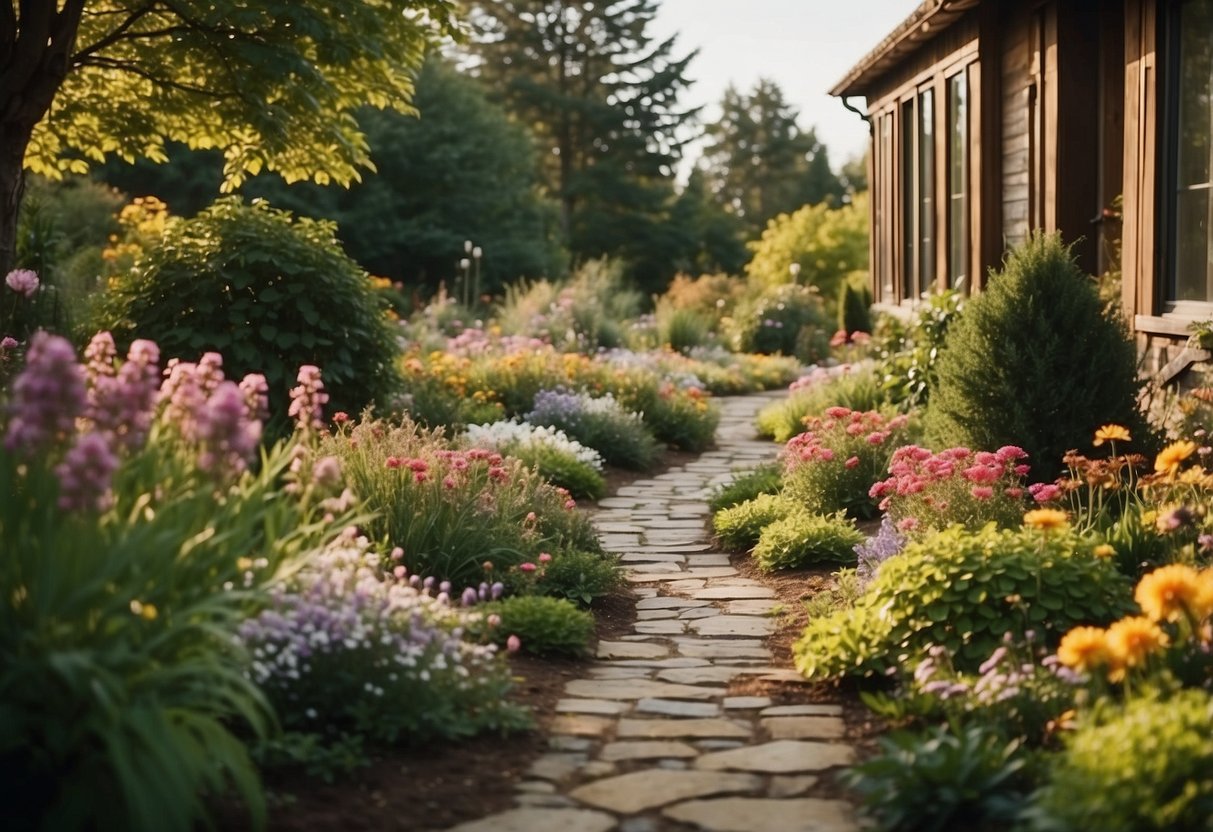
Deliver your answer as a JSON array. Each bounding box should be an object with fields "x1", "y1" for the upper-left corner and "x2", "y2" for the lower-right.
[
  {"x1": 465, "y1": 0, "x2": 699, "y2": 291},
  {"x1": 701, "y1": 79, "x2": 844, "y2": 236}
]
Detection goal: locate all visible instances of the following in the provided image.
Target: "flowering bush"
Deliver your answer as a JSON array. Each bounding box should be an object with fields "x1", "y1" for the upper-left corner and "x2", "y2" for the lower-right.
[
  {"x1": 465, "y1": 419, "x2": 604, "y2": 470},
  {"x1": 240, "y1": 533, "x2": 527, "y2": 773},
  {"x1": 319, "y1": 416, "x2": 600, "y2": 587},
  {"x1": 0, "y1": 333, "x2": 346, "y2": 830},
  {"x1": 726, "y1": 282, "x2": 831, "y2": 362},
  {"x1": 476, "y1": 595, "x2": 595, "y2": 657},
  {"x1": 869, "y1": 444, "x2": 1034, "y2": 535},
  {"x1": 756, "y1": 365, "x2": 889, "y2": 443},
  {"x1": 526, "y1": 388, "x2": 662, "y2": 471},
  {"x1": 782, "y1": 407, "x2": 914, "y2": 520}
]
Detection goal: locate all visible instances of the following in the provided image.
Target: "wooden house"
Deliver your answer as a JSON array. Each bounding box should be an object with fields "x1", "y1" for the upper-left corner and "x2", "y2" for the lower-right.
[{"x1": 832, "y1": 0, "x2": 1212, "y2": 376}]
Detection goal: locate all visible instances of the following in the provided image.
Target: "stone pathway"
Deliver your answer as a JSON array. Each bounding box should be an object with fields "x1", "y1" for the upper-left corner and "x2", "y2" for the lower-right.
[{"x1": 447, "y1": 394, "x2": 861, "y2": 832}]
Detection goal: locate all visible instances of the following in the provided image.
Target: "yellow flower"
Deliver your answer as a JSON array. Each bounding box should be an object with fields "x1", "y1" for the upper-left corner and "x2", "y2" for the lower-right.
[
  {"x1": 1092, "y1": 543, "x2": 1116, "y2": 559},
  {"x1": 1093, "y1": 424, "x2": 1131, "y2": 446},
  {"x1": 1135, "y1": 564, "x2": 1204, "y2": 622},
  {"x1": 130, "y1": 600, "x2": 158, "y2": 621},
  {"x1": 1057, "y1": 626, "x2": 1111, "y2": 672},
  {"x1": 1105, "y1": 616, "x2": 1169, "y2": 675},
  {"x1": 1197, "y1": 569, "x2": 1213, "y2": 621},
  {"x1": 1155, "y1": 440, "x2": 1198, "y2": 477},
  {"x1": 1024, "y1": 508, "x2": 1069, "y2": 531}
]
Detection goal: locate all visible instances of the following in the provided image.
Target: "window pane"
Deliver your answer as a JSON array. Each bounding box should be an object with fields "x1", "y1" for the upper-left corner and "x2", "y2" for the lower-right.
[
  {"x1": 1171, "y1": 0, "x2": 1213, "y2": 302},
  {"x1": 902, "y1": 100, "x2": 915, "y2": 300},
  {"x1": 948, "y1": 74, "x2": 968, "y2": 289},
  {"x1": 919, "y1": 89, "x2": 935, "y2": 297}
]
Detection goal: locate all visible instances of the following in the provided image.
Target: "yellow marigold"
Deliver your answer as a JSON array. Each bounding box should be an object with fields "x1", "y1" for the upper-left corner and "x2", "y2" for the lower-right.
[
  {"x1": 1193, "y1": 568, "x2": 1213, "y2": 621},
  {"x1": 1024, "y1": 508, "x2": 1069, "y2": 531},
  {"x1": 1092, "y1": 543, "x2": 1117, "y2": 559},
  {"x1": 1057, "y1": 626, "x2": 1111, "y2": 672},
  {"x1": 1135, "y1": 564, "x2": 1204, "y2": 622},
  {"x1": 1105, "y1": 615, "x2": 1169, "y2": 672},
  {"x1": 1155, "y1": 440, "x2": 1198, "y2": 477},
  {"x1": 1093, "y1": 424, "x2": 1131, "y2": 446},
  {"x1": 1177, "y1": 467, "x2": 1213, "y2": 488}
]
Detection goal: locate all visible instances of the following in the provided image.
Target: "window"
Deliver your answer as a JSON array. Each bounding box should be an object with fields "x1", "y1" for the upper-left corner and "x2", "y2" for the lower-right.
[
  {"x1": 947, "y1": 72, "x2": 969, "y2": 289},
  {"x1": 1167, "y1": 0, "x2": 1213, "y2": 304},
  {"x1": 901, "y1": 90, "x2": 936, "y2": 301}
]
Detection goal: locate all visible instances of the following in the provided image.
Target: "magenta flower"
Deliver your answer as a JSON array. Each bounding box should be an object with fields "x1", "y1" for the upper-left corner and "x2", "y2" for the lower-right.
[
  {"x1": 288, "y1": 364, "x2": 329, "y2": 433},
  {"x1": 5, "y1": 268, "x2": 39, "y2": 298},
  {"x1": 4, "y1": 332, "x2": 86, "y2": 453},
  {"x1": 518, "y1": 562, "x2": 537, "y2": 573},
  {"x1": 0, "y1": 336, "x2": 18, "y2": 350},
  {"x1": 506, "y1": 634, "x2": 521, "y2": 653},
  {"x1": 1028, "y1": 482, "x2": 1063, "y2": 503},
  {"x1": 54, "y1": 431, "x2": 119, "y2": 512}
]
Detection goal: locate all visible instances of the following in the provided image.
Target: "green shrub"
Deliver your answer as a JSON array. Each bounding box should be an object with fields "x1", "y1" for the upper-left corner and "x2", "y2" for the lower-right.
[
  {"x1": 1025, "y1": 690, "x2": 1213, "y2": 832},
  {"x1": 781, "y1": 407, "x2": 914, "y2": 520},
  {"x1": 794, "y1": 525, "x2": 1134, "y2": 680},
  {"x1": 657, "y1": 302, "x2": 714, "y2": 353},
  {"x1": 837, "y1": 278, "x2": 873, "y2": 334},
  {"x1": 925, "y1": 233, "x2": 1150, "y2": 479},
  {"x1": 484, "y1": 596, "x2": 595, "y2": 657},
  {"x1": 630, "y1": 385, "x2": 720, "y2": 453},
  {"x1": 728, "y1": 283, "x2": 832, "y2": 363},
  {"x1": 94, "y1": 197, "x2": 402, "y2": 432},
  {"x1": 873, "y1": 289, "x2": 964, "y2": 409},
  {"x1": 753, "y1": 511, "x2": 864, "y2": 571},
  {"x1": 527, "y1": 389, "x2": 663, "y2": 472},
  {"x1": 844, "y1": 723, "x2": 1032, "y2": 832},
  {"x1": 506, "y1": 441, "x2": 606, "y2": 501},
  {"x1": 756, "y1": 366, "x2": 890, "y2": 442},
  {"x1": 538, "y1": 549, "x2": 624, "y2": 607},
  {"x1": 708, "y1": 462, "x2": 783, "y2": 513},
  {"x1": 713, "y1": 493, "x2": 802, "y2": 551}
]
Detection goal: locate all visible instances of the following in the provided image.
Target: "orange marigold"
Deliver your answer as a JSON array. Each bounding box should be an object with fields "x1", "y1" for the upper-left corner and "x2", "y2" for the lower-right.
[
  {"x1": 1093, "y1": 424, "x2": 1131, "y2": 446},
  {"x1": 1024, "y1": 508, "x2": 1069, "y2": 531},
  {"x1": 1155, "y1": 440, "x2": 1198, "y2": 477},
  {"x1": 1057, "y1": 626, "x2": 1111, "y2": 672},
  {"x1": 1105, "y1": 616, "x2": 1169, "y2": 674},
  {"x1": 1135, "y1": 564, "x2": 1205, "y2": 623}
]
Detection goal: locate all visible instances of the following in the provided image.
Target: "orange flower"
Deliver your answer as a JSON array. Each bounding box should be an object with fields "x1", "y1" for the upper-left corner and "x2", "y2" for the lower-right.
[
  {"x1": 1155, "y1": 440, "x2": 1197, "y2": 478},
  {"x1": 1057, "y1": 626, "x2": 1111, "y2": 672},
  {"x1": 1023, "y1": 508, "x2": 1069, "y2": 531},
  {"x1": 1105, "y1": 616, "x2": 1169, "y2": 676},
  {"x1": 1093, "y1": 424, "x2": 1131, "y2": 446},
  {"x1": 1092, "y1": 543, "x2": 1116, "y2": 559},
  {"x1": 1135, "y1": 564, "x2": 1204, "y2": 622}
]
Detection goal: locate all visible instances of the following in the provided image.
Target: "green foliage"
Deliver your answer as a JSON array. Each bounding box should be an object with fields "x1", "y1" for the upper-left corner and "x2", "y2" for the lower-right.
[
  {"x1": 701, "y1": 79, "x2": 844, "y2": 236},
  {"x1": 656, "y1": 302, "x2": 714, "y2": 354},
  {"x1": 756, "y1": 366, "x2": 890, "y2": 442},
  {"x1": 713, "y1": 493, "x2": 802, "y2": 551},
  {"x1": 22, "y1": 2, "x2": 456, "y2": 191},
  {"x1": 538, "y1": 550, "x2": 624, "y2": 607},
  {"x1": 484, "y1": 596, "x2": 595, "y2": 657},
  {"x1": 506, "y1": 442, "x2": 606, "y2": 501},
  {"x1": 319, "y1": 416, "x2": 600, "y2": 588},
  {"x1": 1025, "y1": 690, "x2": 1213, "y2": 832},
  {"x1": 622, "y1": 383, "x2": 720, "y2": 453},
  {"x1": 93, "y1": 198, "x2": 401, "y2": 431},
  {"x1": 658, "y1": 272, "x2": 747, "y2": 318},
  {"x1": 843, "y1": 723, "x2": 1032, "y2": 832},
  {"x1": 744, "y1": 193, "x2": 870, "y2": 314},
  {"x1": 803, "y1": 568, "x2": 865, "y2": 620},
  {"x1": 925, "y1": 233, "x2": 1149, "y2": 479},
  {"x1": 838, "y1": 278, "x2": 873, "y2": 334},
  {"x1": 753, "y1": 510, "x2": 864, "y2": 572},
  {"x1": 794, "y1": 525, "x2": 1134, "y2": 680},
  {"x1": 708, "y1": 462, "x2": 784, "y2": 513},
  {"x1": 727, "y1": 283, "x2": 832, "y2": 362},
  {"x1": 873, "y1": 289, "x2": 965, "y2": 409}
]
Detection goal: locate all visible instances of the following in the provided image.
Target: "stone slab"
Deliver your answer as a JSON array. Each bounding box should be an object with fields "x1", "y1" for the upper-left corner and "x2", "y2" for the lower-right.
[
  {"x1": 635, "y1": 596, "x2": 710, "y2": 610},
  {"x1": 448, "y1": 807, "x2": 616, "y2": 832},
  {"x1": 637, "y1": 608, "x2": 679, "y2": 620},
  {"x1": 662, "y1": 797, "x2": 858, "y2": 832},
  {"x1": 725, "y1": 599, "x2": 782, "y2": 615},
  {"x1": 549, "y1": 715, "x2": 615, "y2": 737},
  {"x1": 616, "y1": 718, "x2": 751, "y2": 739},
  {"x1": 565, "y1": 679, "x2": 726, "y2": 701},
  {"x1": 555, "y1": 698, "x2": 631, "y2": 715},
  {"x1": 760, "y1": 704, "x2": 845, "y2": 718},
  {"x1": 695, "y1": 740, "x2": 857, "y2": 773},
  {"x1": 570, "y1": 770, "x2": 762, "y2": 814},
  {"x1": 690, "y1": 615, "x2": 776, "y2": 638},
  {"x1": 632, "y1": 620, "x2": 686, "y2": 635},
  {"x1": 763, "y1": 716, "x2": 848, "y2": 740},
  {"x1": 692, "y1": 586, "x2": 776, "y2": 600},
  {"x1": 596, "y1": 640, "x2": 669, "y2": 660},
  {"x1": 656, "y1": 666, "x2": 747, "y2": 685},
  {"x1": 679, "y1": 607, "x2": 722, "y2": 620},
  {"x1": 599, "y1": 740, "x2": 700, "y2": 762},
  {"x1": 527, "y1": 753, "x2": 586, "y2": 782},
  {"x1": 723, "y1": 696, "x2": 773, "y2": 710},
  {"x1": 769, "y1": 775, "x2": 821, "y2": 798},
  {"x1": 636, "y1": 698, "x2": 722, "y2": 718}
]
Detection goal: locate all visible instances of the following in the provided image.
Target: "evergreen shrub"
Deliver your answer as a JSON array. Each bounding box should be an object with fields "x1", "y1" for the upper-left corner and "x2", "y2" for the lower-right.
[{"x1": 925, "y1": 233, "x2": 1149, "y2": 479}]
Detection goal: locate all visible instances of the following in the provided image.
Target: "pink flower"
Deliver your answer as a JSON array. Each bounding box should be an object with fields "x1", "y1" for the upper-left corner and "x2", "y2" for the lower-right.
[
  {"x1": 962, "y1": 465, "x2": 1000, "y2": 485},
  {"x1": 391, "y1": 547, "x2": 404, "y2": 560},
  {"x1": 866, "y1": 432, "x2": 888, "y2": 445},
  {"x1": 829, "y1": 329, "x2": 848, "y2": 347},
  {"x1": 538, "y1": 552, "x2": 552, "y2": 563},
  {"x1": 1004, "y1": 487, "x2": 1024, "y2": 499},
  {"x1": 506, "y1": 634, "x2": 521, "y2": 653},
  {"x1": 0, "y1": 336, "x2": 18, "y2": 350},
  {"x1": 4, "y1": 332, "x2": 86, "y2": 453},
  {"x1": 287, "y1": 365, "x2": 328, "y2": 433},
  {"x1": 386, "y1": 456, "x2": 403, "y2": 469},
  {"x1": 443, "y1": 476, "x2": 457, "y2": 489},
  {"x1": 564, "y1": 498, "x2": 577, "y2": 510},
  {"x1": 5, "y1": 268, "x2": 39, "y2": 298},
  {"x1": 845, "y1": 456, "x2": 860, "y2": 469},
  {"x1": 518, "y1": 562, "x2": 537, "y2": 573},
  {"x1": 414, "y1": 471, "x2": 428, "y2": 483},
  {"x1": 1029, "y1": 482, "x2": 1063, "y2": 503},
  {"x1": 312, "y1": 455, "x2": 342, "y2": 488},
  {"x1": 525, "y1": 511, "x2": 537, "y2": 523},
  {"x1": 970, "y1": 485, "x2": 994, "y2": 500},
  {"x1": 54, "y1": 431, "x2": 118, "y2": 512},
  {"x1": 393, "y1": 565, "x2": 406, "y2": 579},
  {"x1": 825, "y1": 406, "x2": 851, "y2": 419},
  {"x1": 487, "y1": 614, "x2": 501, "y2": 628},
  {"x1": 897, "y1": 517, "x2": 919, "y2": 532}
]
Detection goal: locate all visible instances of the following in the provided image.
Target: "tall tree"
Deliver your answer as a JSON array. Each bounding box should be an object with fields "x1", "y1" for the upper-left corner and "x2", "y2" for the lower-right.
[
  {"x1": 465, "y1": 0, "x2": 699, "y2": 292},
  {"x1": 700, "y1": 78, "x2": 844, "y2": 236},
  {"x1": 0, "y1": 1, "x2": 456, "y2": 275}
]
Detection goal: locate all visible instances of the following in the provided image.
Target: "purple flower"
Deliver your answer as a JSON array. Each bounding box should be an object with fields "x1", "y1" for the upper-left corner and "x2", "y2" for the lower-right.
[
  {"x1": 86, "y1": 336, "x2": 161, "y2": 451},
  {"x1": 194, "y1": 381, "x2": 262, "y2": 475},
  {"x1": 312, "y1": 455, "x2": 342, "y2": 488},
  {"x1": 854, "y1": 516, "x2": 906, "y2": 585},
  {"x1": 5, "y1": 268, "x2": 39, "y2": 298},
  {"x1": 288, "y1": 365, "x2": 329, "y2": 433},
  {"x1": 239, "y1": 373, "x2": 270, "y2": 424},
  {"x1": 54, "y1": 431, "x2": 119, "y2": 512},
  {"x1": 0, "y1": 336, "x2": 18, "y2": 350},
  {"x1": 4, "y1": 332, "x2": 86, "y2": 454}
]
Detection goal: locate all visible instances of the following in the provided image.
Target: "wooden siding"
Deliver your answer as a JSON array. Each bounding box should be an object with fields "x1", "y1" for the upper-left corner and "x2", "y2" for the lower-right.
[
  {"x1": 863, "y1": 14, "x2": 981, "y2": 108},
  {"x1": 1000, "y1": 4, "x2": 1031, "y2": 249},
  {"x1": 1123, "y1": 0, "x2": 1158, "y2": 323}
]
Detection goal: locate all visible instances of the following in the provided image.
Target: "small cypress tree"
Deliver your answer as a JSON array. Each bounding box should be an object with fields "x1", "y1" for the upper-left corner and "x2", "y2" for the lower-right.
[
  {"x1": 838, "y1": 277, "x2": 873, "y2": 334},
  {"x1": 925, "y1": 233, "x2": 1149, "y2": 479}
]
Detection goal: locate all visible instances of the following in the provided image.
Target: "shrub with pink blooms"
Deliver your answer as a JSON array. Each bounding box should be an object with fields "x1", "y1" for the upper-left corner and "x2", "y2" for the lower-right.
[
  {"x1": 782, "y1": 407, "x2": 916, "y2": 520},
  {"x1": 869, "y1": 444, "x2": 1034, "y2": 536},
  {"x1": 0, "y1": 333, "x2": 351, "y2": 829}
]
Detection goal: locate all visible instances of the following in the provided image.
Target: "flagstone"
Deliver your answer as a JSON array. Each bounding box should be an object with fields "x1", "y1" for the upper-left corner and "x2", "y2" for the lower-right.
[
  {"x1": 616, "y1": 718, "x2": 751, "y2": 739},
  {"x1": 662, "y1": 797, "x2": 858, "y2": 832},
  {"x1": 692, "y1": 586, "x2": 776, "y2": 600},
  {"x1": 655, "y1": 666, "x2": 748, "y2": 685},
  {"x1": 632, "y1": 620, "x2": 686, "y2": 635},
  {"x1": 690, "y1": 615, "x2": 776, "y2": 637},
  {"x1": 695, "y1": 740, "x2": 857, "y2": 773},
  {"x1": 570, "y1": 770, "x2": 762, "y2": 814},
  {"x1": 564, "y1": 678, "x2": 726, "y2": 701},
  {"x1": 760, "y1": 704, "x2": 845, "y2": 718},
  {"x1": 725, "y1": 599, "x2": 781, "y2": 615},
  {"x1": 596, "y1": 640, "x2": 669, "y2": 660},
  {"x1": 555, "y1": 698, "x2": 631, "y2": 715},
  {"x1": 762, "y1": 716, "x2": 848, "y2": 740},
  {"x1": 598, "y1": 740, "x2": 699, "y2": 762},
  {"x1": 448, "y1": 808, "x2": 616, "y2": 832},
  {"x1": 723, "y1": 696, "x2": 772, "y2": 710},
  {"x1": 636, "y1": 608, "x2": 679, "y2": 620},
  {"x1": 549, "y1": 715, "x2": 615, "y2": 737},
  {"x1": 635, "y1": 596, "x2": 709, "y2": 610},
  {"x1": 636, "y1": 698, "x2": 722, "y2": 718}
]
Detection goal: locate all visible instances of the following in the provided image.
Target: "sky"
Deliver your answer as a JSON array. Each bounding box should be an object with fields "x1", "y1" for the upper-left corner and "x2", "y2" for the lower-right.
[{"x1": 650, "y1": 0, "x2": 923, "y2": 169}]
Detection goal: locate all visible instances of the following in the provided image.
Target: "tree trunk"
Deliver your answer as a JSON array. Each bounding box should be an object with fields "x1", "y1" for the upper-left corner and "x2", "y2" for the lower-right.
[{"x1": 0, "y1": 124, "x2": 28, "y2": 277}]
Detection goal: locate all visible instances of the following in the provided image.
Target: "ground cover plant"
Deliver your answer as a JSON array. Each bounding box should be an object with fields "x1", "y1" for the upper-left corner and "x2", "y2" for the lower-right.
[{"x1": 464, "y1": 418, "x2": 606, "y2": 499}]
